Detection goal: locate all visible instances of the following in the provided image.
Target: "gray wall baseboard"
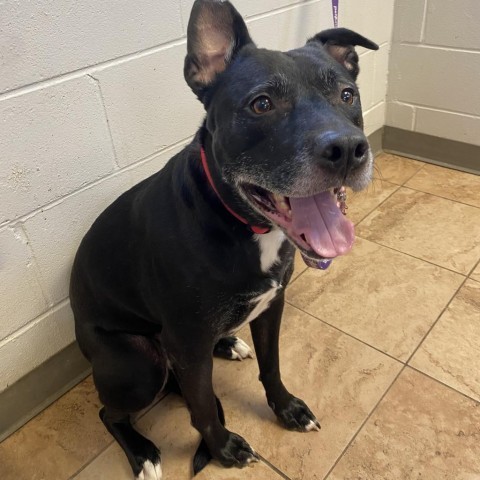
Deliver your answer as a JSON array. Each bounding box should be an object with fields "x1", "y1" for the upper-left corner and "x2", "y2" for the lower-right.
[
  {"x1": 368, "y1": 127, "x2": 384, "y2": 156},
  {"x1": 0, "y1": 342, "x2": 91, "y2": 442},
  {"x1": 383, "y1": 126, "x2": 480, "y2": 175}
]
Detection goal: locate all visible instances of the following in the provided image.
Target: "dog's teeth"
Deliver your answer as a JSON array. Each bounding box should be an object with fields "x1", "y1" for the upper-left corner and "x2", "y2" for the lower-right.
[
  {"x1": 271, "y1": 194, "x2": 290, "y2": 215},
  {"x1": 336, "y1": 186, "x2": 348, "y2": 215}
]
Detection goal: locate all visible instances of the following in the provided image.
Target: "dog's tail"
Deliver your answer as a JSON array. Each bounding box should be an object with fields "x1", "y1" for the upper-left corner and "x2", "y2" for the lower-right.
[{"x1": 193, "y1": 396, "x2": 225, "y2": 476}]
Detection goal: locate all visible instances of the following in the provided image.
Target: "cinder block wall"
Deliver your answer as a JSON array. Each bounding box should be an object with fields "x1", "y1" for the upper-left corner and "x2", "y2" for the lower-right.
[
  {"x1": 0, "y1": 0, "x2": 394, "y2": 393},
  {"x1": 387, "y1": 0, "x2": 480, "y2": 146}
]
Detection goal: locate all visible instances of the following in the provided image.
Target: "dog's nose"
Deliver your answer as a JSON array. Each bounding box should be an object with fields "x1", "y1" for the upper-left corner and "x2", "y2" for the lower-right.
[{"x1": 315, "y1": 131, "x2": 369, "y2": 169}]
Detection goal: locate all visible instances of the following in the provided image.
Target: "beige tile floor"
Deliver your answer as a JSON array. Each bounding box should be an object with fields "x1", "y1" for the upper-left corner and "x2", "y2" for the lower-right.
[{"x1": 1, "y1": 153, "x2": 480, "y2": 480}]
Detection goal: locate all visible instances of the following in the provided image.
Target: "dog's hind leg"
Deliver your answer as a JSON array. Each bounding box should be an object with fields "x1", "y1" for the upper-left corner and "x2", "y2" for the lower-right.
[
  {"x1": 100, "y1": 407, "x2": 162, "y2": 480},
  {"x1": 213, "y1": 336, "x2": 254, "y2": 361},
  {"x1": 84, "y1": 329, "x2": 167, "y2": 480}
]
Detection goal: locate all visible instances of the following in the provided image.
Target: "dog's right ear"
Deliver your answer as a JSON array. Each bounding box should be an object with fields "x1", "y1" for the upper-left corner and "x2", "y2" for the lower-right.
[{"x1": 184, "y1": 0, "x2": 254, "y2": 100}]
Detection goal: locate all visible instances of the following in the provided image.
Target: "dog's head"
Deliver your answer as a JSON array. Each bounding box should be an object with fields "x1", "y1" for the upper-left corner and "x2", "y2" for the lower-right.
[{"x1": 184, "y1": 0, "x2": 378, "y2": 266}]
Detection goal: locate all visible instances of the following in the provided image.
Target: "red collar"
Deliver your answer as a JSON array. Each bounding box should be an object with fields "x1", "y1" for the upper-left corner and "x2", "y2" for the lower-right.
[{"x1": 200, "y1": 147, "x2": 269, "y2": 235}]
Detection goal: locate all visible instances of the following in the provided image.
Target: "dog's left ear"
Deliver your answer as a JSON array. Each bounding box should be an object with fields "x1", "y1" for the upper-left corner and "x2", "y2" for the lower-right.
[
  {"x1": 184, "y1": 0, "x2": 254, "y2": 100},
  {"x1": 308, "y1": 28, "x2": 379, "y2": 80}
]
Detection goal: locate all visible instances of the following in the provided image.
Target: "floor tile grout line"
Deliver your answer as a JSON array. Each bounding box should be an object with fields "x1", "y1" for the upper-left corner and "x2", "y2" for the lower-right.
[
  {"x1": 406, "y1": 365, "x2": 480, "y2": 406},
  {"x1": 287, "y1": 267, "x2": 308, "y2": 287},
  {"x1": 322, "y1": 365, "x2": 406, "y2": 480},
  {"x1": 274, "y1": 173, "x2": 471, "y2": 321},
  {"x1": 285, "y1": 301, "x2": 405, "y2": 366},
  {"x1": 401, "y1": 184, "x2": 480, "y2": 211},
  {"x1": 323, "y1": 365, "x2": 480, "y2": 480},
  {"x1": 353, "y1": 183, "x2": 402, "y2": 227},
  {"x1": 404, "y1": 275, "x2": 470, "y2": 366},
  {"x1": 467, "y1": 257, "x2": 480, "y2": 279},
  {"x1": 67, "y1": 392, "x2": 170, "y2": 479},
  {"x1": 68, "y1": 439, "x2": 115, "y2": 480},
  {"x1": 373, "y1": 152, "x2": 426, "y2": 187},
  {"x1": 370, "y1": 156, "x2": 480, "y2": 214},
  {"x1": 356, "y1": 235, "x2": 469, "y2": 277},
  {"x1": 370, "y1": 176, "x2": 402, "y2": 188},
  {"x1": 357, "y1": 232, "x2": 472, "y2": 367},
  {"x1": 258, "y1": 455, "x2": 293, "y2": 480},
  {"x1": 293, "y1": 153, "x2": 478, "y2": 288},
  {"x1": 401, "y1": 161, "x2": 428, "y2": 186},
  {"x1": 288, "y1": 257, "x2": 475, "y2": 404},
  {"x1": 353, "y1": 153, "x2": 425, "y2": 227}
]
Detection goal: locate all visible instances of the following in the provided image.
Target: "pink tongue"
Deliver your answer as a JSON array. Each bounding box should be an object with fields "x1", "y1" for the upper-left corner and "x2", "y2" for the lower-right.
[{"x1": 290, "y1": 191, "x2": 355, "y2": 258}]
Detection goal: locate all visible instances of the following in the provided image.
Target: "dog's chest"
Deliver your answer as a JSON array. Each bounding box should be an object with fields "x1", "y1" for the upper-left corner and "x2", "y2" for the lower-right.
[
  {"x1": 255, "y1": 229, "x2": 286, "y2": 273},
  {"x1": 228, "y1": 229, "x2": 286, "y2": 333},
  {"x1": 240, "y1": 279, "x2": 281, "y2": 327}
]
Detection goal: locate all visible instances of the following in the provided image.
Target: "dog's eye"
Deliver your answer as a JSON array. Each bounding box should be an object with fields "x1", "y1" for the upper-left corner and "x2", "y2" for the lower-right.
[
  {"x1": 341, "y1": 88, "x2": 355, "y2": 105},
  {"x1": 251, "y1": 96, "x2": 273, "y2": 114}
]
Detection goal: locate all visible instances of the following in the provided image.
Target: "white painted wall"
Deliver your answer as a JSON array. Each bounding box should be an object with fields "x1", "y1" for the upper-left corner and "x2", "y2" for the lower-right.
[
  {"x1": 0, "y1": 0, "x2": 394, "y2": 392},
  {"x1": 386, "y1": 0, "x2": 480, "y2": 146}
]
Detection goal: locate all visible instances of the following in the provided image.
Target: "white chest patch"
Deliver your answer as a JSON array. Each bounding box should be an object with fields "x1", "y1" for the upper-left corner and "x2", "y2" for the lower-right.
[
  {"x1": 232, "y1": 280, "x2": 280, "y2": 333},
  {"x1": 254, "y1": 228, "x2": 286, "y2": 273}
]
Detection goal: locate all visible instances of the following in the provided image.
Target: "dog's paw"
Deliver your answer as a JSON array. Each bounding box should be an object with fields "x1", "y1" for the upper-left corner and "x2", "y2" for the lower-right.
[
  {"x1": 214, "y1": 336, "x2": 254, "y2": 361},
  {"x1": 136, "y1": 459, "x2": 162, "y2": 480},
  {"x1": 271, "y1": 396, "x2": 321, "y2": 432},
  {"x1": 130, "y1": 440, "x2": 162, "y2": 480},
  {"x1": 215, "y1": 432, "x2": 259, "y2": 468},
  {"x1": 230, "y1": 337, "x2": 254, "y2": 361}
]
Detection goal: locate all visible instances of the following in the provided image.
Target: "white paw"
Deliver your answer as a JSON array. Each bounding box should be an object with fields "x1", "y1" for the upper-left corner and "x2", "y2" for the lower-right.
[
  {"x1": 246, "y1": 449, "x2": 260, "y2": 464},
  {"x1": 230, "y1": 338, "x2": 254, "y2": 361},
  {"x1": 305, "y1": 419, "x2": 321, "y2": 432},
  {"x1": 136, "y1": 460, "x2": 162, "y2": 480}
]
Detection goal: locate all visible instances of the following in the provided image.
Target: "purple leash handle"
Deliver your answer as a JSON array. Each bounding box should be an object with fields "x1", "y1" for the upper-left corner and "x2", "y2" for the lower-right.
[{"x1": 332, "y1": 0, "x2": 339, "y2": 28}]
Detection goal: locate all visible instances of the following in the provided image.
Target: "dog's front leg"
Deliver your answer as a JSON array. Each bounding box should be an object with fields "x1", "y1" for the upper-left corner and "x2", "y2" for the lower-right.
[
  {"x1": 169, "y1": 342, "x2": 258, "y2": 468},
  {"x1": 250, "y1": 294, "x2": 321, "y2": 432}
]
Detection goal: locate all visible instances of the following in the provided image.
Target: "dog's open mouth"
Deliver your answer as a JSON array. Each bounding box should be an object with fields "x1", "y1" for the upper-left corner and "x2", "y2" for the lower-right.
[{"x1": 243, "y1": 185, "x2": 355, "y2": 269}]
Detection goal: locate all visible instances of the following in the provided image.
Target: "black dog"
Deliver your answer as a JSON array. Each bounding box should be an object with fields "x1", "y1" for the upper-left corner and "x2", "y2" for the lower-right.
[{"x1": 70, "y1": 1, "x2": 378, "y2": 478}]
